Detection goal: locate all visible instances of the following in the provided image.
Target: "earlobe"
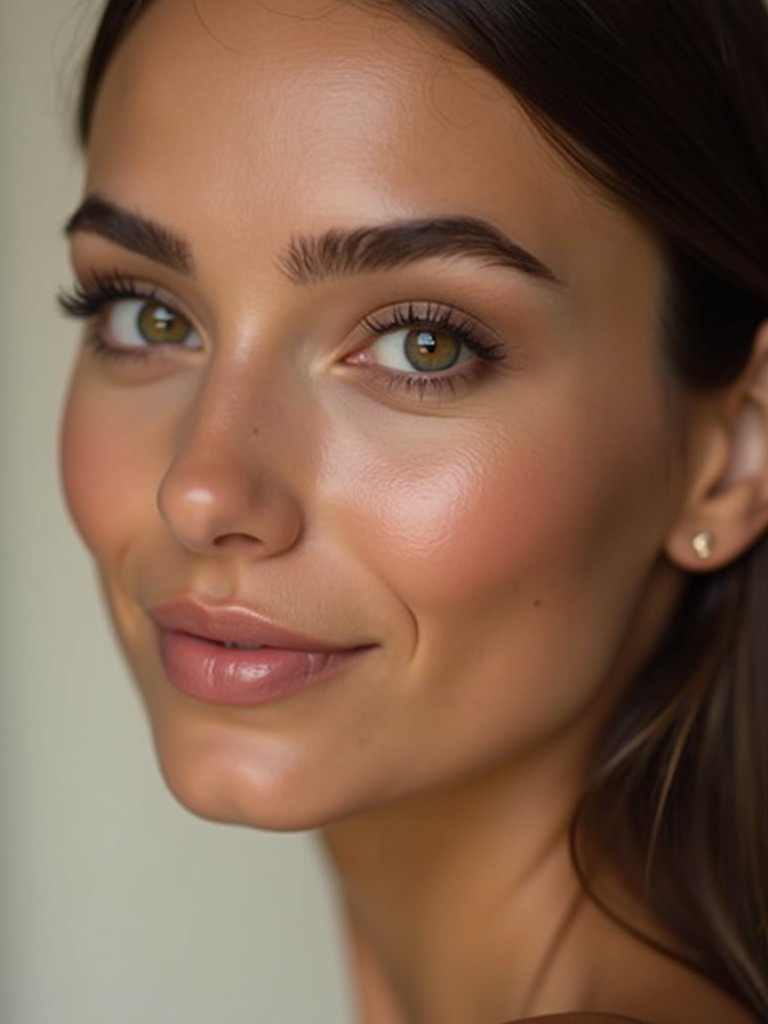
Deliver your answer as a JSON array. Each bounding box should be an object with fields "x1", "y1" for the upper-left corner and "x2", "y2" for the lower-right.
[{"x1": 665, "y1": 321, "x2": 768, "y2": 572}]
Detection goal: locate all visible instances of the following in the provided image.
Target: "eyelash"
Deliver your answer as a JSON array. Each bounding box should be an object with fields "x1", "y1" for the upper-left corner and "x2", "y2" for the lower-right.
[
  {"x1": 359, "y1": 302, "x2": 505, "y2": 398},
  {"x1": 58, "y1": 276, "x2": 507, "y2": 395},
  {"x1": 58, "y1": 272, "x2": 166, "y2": 361}
]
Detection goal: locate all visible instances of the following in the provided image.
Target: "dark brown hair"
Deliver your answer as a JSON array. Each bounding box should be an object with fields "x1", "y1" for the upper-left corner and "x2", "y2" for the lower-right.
[{"x1": 74, "y1": 0, "x2": 768, "y2": 1018}]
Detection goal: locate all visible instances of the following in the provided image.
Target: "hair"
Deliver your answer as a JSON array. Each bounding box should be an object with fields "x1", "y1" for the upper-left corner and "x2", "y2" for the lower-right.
[{"x1": 74, "y1": 0, "x2": 768, "y2": 1018}]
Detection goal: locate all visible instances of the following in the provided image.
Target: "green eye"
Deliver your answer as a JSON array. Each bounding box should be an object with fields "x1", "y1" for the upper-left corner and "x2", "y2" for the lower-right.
[{"x1": 403, "y1": 328, "x2": 462, "y2": 372}]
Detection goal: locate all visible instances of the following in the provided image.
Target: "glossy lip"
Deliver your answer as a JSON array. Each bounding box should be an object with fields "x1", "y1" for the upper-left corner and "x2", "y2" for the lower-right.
[
  {"x1": 148, "y1": 597, "x2": 374, "y2": 707},
  {"x1": 149, "y1": 597, "x2": 353, "y2": 651}
]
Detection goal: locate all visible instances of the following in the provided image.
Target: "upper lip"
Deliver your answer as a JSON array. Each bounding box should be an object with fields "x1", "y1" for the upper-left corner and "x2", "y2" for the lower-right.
[{"x1": 148, "y1": 597, "x2": 357, "y2": 652}]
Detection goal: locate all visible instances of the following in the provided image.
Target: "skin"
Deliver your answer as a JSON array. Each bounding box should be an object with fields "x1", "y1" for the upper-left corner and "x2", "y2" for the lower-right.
[{"x1": 61, "y1": 1, "x2": 766, "y2": 1021}]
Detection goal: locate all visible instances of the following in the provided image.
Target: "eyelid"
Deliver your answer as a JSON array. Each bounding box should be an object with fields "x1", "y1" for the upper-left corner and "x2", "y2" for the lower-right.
[
  {"x1": 59, "y1": 270, "x2": 200, "y2": 329},
  {"x1": 337, "y1": 298, "x2": 511, "y2": 405},
  {"x1": 353, "y1": 300, "x2": 507, "y2": 363},
  {"x1": 58, "y1": 271, "x2": 207, "y2": 367}
]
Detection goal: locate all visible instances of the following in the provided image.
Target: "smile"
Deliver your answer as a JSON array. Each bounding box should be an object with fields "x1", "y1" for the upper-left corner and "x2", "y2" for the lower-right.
[{"x1": 148, "y1": 597, "x2": 374, "y2": 707}]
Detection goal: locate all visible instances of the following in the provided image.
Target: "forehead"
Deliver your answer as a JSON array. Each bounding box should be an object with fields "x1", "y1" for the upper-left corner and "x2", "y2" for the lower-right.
[
  {"x1": 89, "y1": 0, "x2": 535, "y2": 197},
  {"x1": 86, "y1": 0, "x2": 659, "y2": 306}
]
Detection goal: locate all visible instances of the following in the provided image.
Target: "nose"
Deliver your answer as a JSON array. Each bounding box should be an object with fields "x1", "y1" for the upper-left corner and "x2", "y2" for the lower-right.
[{"x1": 157, "y1": 379, "x2": 304, "y2": 559}]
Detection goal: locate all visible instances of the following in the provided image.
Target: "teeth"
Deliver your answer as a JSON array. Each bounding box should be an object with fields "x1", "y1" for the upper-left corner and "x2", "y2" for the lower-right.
[{"x1": 223, "y1": 642, "x2": 265, "y2": 650}]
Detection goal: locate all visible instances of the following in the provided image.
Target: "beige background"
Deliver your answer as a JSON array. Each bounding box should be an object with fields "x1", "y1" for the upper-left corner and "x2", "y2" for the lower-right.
[{"x1": 0, "y1": 2, "x2": 349, "y2": 1021}]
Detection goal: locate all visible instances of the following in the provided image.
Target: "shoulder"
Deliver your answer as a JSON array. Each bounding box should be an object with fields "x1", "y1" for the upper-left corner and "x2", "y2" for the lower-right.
[{"x1": 511, "y1": 1016, "x2": 651, "y2": 1024}]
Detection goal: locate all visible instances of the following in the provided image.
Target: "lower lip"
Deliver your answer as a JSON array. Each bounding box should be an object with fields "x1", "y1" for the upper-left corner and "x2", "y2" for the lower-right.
[{"x1": 157, "y1": 630, "x2": 367, "y2": 707}]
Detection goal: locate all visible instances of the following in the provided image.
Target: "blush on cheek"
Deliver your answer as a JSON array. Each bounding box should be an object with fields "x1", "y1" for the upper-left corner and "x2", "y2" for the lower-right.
[
  {"x1": 60, "y1": 382, "x2": 158, "y2": 560},
  {"x1": 341, "y1": 441, "x2": 563, "y2": 607},
  {"x1": 339, "y1": 411, "x2": 663, "y2": 617}
]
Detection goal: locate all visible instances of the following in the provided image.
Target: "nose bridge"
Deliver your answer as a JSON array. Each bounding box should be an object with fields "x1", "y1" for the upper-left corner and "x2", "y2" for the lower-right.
[{"x1": 157, "y1": 353, "x2": 306, "y2": 557}]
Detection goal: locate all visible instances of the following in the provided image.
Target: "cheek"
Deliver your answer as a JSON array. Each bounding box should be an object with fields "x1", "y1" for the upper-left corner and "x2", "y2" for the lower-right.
[
  {"x1": 322, "y1": 381, "x2": 675, "y2": 656},
  {"x1": 369, "y1": 445, "x2": 552, "y2": 603},
  {"x1": 328, "y1": 430, "x2": 640, "y2": 608},
  {"x1": 60, "y1": 369, "x2": 165, "y2": 562}
]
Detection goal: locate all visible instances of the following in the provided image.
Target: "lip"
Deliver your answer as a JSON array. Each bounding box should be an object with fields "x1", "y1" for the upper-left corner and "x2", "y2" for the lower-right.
[
  {"x1": 149, "y1": 597, "x2": 373, "y2": 707},
  {"x1": 150, "y1": 597, "x2": 350, "y2": 651}
]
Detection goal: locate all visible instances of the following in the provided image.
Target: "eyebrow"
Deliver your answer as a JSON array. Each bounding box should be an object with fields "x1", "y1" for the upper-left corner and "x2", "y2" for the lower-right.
[
  {"x1": 281, "y1": 217, "x2": 561, "y2": 287},
  {"x1": 64, "y1": 196, "x2": 560, "y2": 288},
  {"x1": 64, "y1": 196, "x2": 195, "y2": 276}
]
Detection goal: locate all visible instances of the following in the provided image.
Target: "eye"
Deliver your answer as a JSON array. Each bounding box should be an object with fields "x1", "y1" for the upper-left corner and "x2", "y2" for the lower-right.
[
  {"x1": 58, "y1": 275, "x2": 204, "y2": 360},
  {"x1": 347, "y1": 301, "x2": 507, "y2": 401},
  {"x1": 367, "y1": 326, "x2": 473, "y2": 374},
  {"x1": 107, "y1": 298, "x2": 200, "y2": 350}
]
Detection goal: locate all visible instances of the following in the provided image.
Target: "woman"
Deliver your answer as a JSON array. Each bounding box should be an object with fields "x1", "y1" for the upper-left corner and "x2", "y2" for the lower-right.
[{"x1": 59, "y1": 0, "x2": 768, "y2": 1020}]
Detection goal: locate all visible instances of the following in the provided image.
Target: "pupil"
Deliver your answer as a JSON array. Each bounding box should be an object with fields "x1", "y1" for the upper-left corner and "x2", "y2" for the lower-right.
[
  {"x1": 138, "y1": 301, "x2": 189, "y2": 345},
  {"x1": 405, "y1": 328, "x2": 460, "y2": 372},
  {"x1": 416, "y1": 330, "x2": 437, "y2": 354},
  {"x1": 153, "y1": 308, "x2": 174, "y2": 330}
]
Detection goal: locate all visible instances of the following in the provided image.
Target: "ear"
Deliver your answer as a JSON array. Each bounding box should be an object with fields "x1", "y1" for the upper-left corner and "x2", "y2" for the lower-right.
[{"x1": 665, "y1": 321, "x2": 768, "y2": 572}]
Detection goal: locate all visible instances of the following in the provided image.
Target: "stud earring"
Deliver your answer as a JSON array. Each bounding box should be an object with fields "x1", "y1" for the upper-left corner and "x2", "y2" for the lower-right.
[{"x1": 692, "y1": 530, "x2": 715, "y2": 561}]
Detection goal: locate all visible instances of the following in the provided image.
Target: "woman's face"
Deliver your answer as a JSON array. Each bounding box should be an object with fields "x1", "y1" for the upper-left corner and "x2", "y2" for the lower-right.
[{"x1": 63, "y1": 0, "x2": 687, "y2": 829}]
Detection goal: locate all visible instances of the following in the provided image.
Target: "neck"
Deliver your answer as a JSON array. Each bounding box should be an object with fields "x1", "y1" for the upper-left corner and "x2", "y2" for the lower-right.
[
  {"x1": 321, "y1": 739, "x2": 596, "y2": 1024},
  {"x1": 319, "y1": 564, "x2": 687, "y2": 1024}
]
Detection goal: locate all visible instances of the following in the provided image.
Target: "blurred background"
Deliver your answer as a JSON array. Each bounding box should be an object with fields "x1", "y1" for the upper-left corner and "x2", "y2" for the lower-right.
[{"x1": 0, "y1": 2, "x2": 350, "y2": 1021}]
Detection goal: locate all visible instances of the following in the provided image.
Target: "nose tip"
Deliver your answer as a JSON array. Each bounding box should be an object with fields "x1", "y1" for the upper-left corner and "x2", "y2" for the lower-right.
[{"x1": 157, "y1": 443, "x2": 304, "y2": 559}]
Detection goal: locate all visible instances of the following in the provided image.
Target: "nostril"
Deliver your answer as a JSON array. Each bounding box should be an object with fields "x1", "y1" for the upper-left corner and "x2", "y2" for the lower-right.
[{"x1": 212, "y1": 531, "x2": 264, "y2": 549}]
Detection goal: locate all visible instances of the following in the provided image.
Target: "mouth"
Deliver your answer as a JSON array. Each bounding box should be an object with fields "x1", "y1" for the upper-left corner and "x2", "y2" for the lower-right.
[
  {"x1": 148, "y1": 597, "x2": 374, "y2": 707},
  {"x1": 149, "y1": 596, "x2": 355, "y2": 650}
]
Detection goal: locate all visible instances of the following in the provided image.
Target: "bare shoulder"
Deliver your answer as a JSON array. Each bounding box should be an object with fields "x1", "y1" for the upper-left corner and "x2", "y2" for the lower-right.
[
  {"x1": 510, "y1": 1003, "x2": 757, "y2": 1024},
  {"x1": 514, "y1": 1008, "x2": 758, "y2": 1024},
  {"x1": 512, "y1": 1016, "x2": 650, "y2": 1024}
]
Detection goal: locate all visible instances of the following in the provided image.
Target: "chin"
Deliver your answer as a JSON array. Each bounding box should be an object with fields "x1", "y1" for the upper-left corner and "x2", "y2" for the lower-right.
[{"x1": 148, "y1": 716, "x2": 350, "y2": 832}]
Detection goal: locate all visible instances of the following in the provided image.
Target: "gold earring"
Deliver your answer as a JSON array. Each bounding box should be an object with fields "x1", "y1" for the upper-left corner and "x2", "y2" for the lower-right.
[{"x1": 692, "y1": 530, "x2": 715, "y2": 561}]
